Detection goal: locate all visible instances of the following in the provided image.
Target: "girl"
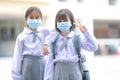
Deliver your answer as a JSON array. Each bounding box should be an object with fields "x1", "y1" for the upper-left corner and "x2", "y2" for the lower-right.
[
  {"x1": 11, "y1": 6, "x2": 50, "y2": 80},
  {"x1": 44, "y1": 8, "x2": 98, "y2": 80}
]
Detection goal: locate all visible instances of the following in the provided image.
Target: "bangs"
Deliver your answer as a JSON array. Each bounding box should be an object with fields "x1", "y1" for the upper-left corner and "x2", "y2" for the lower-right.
[{"x1": 57, "y1": 13, "x2": 68, "y2": 22}]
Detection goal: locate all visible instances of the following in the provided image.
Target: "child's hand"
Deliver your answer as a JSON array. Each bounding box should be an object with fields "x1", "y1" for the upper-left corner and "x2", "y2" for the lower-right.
[
  {"x1": 43, "y1": 44, "x2": 49, "y2": 56},
  {"x1": 74, "y1": 19, "x2": 87, "y2": 33}
]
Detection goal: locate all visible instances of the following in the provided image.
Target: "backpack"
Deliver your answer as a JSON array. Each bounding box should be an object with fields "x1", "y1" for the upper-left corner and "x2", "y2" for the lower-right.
[{"x1": 51, "y1": 34, "x2": 90, "y2": 80}]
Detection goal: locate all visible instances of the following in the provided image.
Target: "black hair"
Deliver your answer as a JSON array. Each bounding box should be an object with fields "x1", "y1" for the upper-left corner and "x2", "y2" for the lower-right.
[
  {"x1": 55, "y1": 8, "x2": 75, "y2": 32},
  {"x1": 25, "y1": 6, "x2": 42, "y2": 19}
]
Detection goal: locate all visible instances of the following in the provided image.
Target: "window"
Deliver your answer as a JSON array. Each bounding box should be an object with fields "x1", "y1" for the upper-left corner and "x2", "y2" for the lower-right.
[
  {"x1": 108, "y1": 24, "x2": 120, "y2": 38},
  {"x1": 0, "y1": 19, "x2": 24, "y2": 41},
  {"x1": 58, "y1": 0, "x2": 83, "y2": 3},
  {"x1": 109, "y1": 0, "x2": 117, "y2": 5},
  {"x1": 77, "y1": 0, "x2": 83, "y2": 2},
  {"x1": 58, "y1": 0, "x2": 68, "y2": 2},
  {"x1": 0, "y1": 27, "x2": 7, "y2": 41},
  {"x1": 94, "y1": 20, "x2": 120, "y2": 38},
  {"x1": 0, "y1": 27, "x2": 16, "y2": 41}
]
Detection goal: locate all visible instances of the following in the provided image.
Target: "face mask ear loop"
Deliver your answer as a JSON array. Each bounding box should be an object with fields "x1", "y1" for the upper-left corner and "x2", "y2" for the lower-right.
[
  {"x1": 26, "y1": 24, "x2": 29, "y2": 27},
  {"x1": 26, "y1": 19, "x2": 29, "y2": 27}
]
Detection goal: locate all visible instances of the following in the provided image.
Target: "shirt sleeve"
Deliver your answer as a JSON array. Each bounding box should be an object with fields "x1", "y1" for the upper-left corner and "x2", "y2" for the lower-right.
[
  {"x1": 80, "y1": 31, "x2": 98, "y2": 51},
  {"x1": 44, "y1": 30, "x2": 59, "y2": 45},
  {"x1": 11, "y1": 35, "x2": 23, "y2": 80},
  {"x1": 40, "y1": 28, "x2": 50, "y2": 38},
  {"x1": 44, "y1": 46, "x2": 54, "y2": 80}
]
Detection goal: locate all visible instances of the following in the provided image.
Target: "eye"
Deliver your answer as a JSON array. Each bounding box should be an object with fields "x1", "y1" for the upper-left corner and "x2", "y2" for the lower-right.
[
  {"x1": 29, "y1": 16, "x2": 34, "y2": 19},
  {"x1": 35, "y1": 16, "x2": 40, "y2": 19}
]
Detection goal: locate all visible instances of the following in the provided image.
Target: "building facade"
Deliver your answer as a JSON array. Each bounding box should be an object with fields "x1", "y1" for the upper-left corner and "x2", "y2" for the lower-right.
[{"x1": 0, "y1": 0, "x2": 120, "y2": 56}]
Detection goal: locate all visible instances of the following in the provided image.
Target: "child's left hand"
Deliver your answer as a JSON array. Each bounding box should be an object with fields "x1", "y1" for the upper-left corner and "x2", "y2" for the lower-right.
[{"x1": 74, "y1": 19, "x2": 87, "y2": 33}]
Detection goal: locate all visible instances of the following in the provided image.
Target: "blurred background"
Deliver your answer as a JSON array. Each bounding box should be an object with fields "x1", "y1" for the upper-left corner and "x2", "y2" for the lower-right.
[{"x1": 0, "y1": 0, "x2": 120, "y2": 80}]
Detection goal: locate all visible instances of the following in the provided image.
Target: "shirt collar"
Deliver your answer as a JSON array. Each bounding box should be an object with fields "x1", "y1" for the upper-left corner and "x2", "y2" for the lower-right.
[
  {"x1": 23, "y1": 27, "x2": 40, "y2": 34},
  {"x1": 59, "y1": 31, "x2": 75, "y2": 40}
]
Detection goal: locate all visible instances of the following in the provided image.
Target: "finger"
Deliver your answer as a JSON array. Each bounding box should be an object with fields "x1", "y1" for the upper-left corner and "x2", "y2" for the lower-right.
[
  {"x1": 73, "y1": 23, "x2": 78, "y2": 27},
  {"x1": 43, "y1": 48, "x2": 49, "y2": 55},
  {"x1": 77, "y1": 19, "x2": 82, "y2": 27},
  {"x1": 73, "y1": 23, "x2": 80, "y2": 28},
  {"x1": 43, "y1": 51, "x2": 49, "y2": 55}
]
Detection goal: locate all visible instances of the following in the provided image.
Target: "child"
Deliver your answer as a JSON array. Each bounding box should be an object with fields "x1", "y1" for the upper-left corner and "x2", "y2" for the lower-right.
[
  {"x1": 11, "y1": 6, "x2": 50, "y2": 80},
  {"x1": 44, "y1": 8, "x2": 98, "y2": 80}
]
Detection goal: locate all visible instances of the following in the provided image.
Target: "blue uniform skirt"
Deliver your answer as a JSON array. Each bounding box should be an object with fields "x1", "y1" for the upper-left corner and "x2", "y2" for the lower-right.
[
  {"x1": 54, "y1": 62, "x2": 82, "y2": 80},
  {"x1": 21, "y1": 55, "x2": 45, "y2": 80}
]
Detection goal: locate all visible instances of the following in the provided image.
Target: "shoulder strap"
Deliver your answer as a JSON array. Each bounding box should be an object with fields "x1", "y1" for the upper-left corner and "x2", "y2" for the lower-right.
[
  {"x1": 73, "y1": 34, "x2": 87, "y2": 62},
  {"x1": 52, "y1": 41, "x2": 56, "y2": 59},
  {"x1": 52, "y1": 35, "x2": 59, "y2": 59},
  {"x1": 52, "y1": 34, "x2": 81, "y2": 59},
  {"x1": 73, "y1": 34, "x2": 81, "y2": 58},
  {"x1": 52, "y1": 34, "x2": 85, "y2": 61},
  {"x1": 73, "y1": 34, "x2": 84, "y2": 74}
]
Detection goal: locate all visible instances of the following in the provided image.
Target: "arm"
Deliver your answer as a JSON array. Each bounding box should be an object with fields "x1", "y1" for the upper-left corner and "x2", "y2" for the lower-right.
[
  {"x1": 44, "y1": 29, "x2": 59, "y2": 45},
  {"x1": 75, "y1": 19, "x2": 98, "y2": 51},
  {"x1": 43, "y1": 30, "x2": 59, "y2": 55},
  {"x1": 41, "y1": 28, "x2": 50, "y2": 38},
  {"x1": 80, "y1": 31, "x2": 98, "y2": 51},
  {"x1": 44, "y1": 46, "x2": 54, "y2": 80},
  {"x1": 11, "y1": 36, "x2": 23, "y2": 80}
]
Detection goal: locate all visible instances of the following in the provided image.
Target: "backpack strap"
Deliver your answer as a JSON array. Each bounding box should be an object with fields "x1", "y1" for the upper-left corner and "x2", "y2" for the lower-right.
[
  {"x1": 52, "y1": 34, "x2": 59, "y2": 59},
  {"x1": 73, "y1": 34, "x2": 86, "y2": 62},
  {"x1": 52, "y1": 34, "x2": 81, "y2": 59},
  {"x1": 52, "y1": 33, "x2": 90, "y2": 80},
  {"x1": 73, "y1": 34, "x2": 85, "y2": 75},
  {"x1": 52, "y1": 41, "x2": 56, "y2": 59},
  {"x1": 73, "y1": 34, "x2": 81, "y2": 57},
  {"x1": 73, "y1": 34, "x2": 90, "y2": 80}
]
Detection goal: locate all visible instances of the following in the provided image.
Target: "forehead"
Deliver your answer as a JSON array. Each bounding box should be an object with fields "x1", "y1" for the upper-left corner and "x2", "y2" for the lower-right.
[
  {"x1": 57, "y1": 14, "x2": 70, "y2": 21},
  {"x1": 28, "y1": 10, "x2": 41, "y2": 17}
]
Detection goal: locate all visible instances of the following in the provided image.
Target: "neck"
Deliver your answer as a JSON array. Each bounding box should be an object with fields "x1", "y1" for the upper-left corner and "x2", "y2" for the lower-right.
[
  {"x1": 28, "y1": 27, "x2": 37, "y2": 32},
  {"x1": 61, "y1": 30, "x2": 70, "y2": 37}
]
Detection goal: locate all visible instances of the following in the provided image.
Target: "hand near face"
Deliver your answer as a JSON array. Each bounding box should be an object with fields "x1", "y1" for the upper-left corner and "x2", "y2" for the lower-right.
[{"x1": 74, "y1": 19, "x2": 87, "y2": 33}]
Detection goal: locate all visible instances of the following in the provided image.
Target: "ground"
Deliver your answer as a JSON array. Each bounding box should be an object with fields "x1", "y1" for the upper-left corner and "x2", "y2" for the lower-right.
[{"x1": 0, "y1": 55, "x2": 120, "y2": 80}]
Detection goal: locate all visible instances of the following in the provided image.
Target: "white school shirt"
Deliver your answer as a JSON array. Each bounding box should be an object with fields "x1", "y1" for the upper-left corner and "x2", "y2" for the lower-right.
[
  {"x1": 44, "y1": 30, "x2": 98, "y2": 80},
  {"x1": 11, "y1": 27, "x2": 50, "y2": 80}
]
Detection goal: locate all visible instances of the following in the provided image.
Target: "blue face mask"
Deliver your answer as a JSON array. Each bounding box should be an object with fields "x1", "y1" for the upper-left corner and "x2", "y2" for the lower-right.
[
  {"x1": 27, "y1": 19, "x2": 41, "y2": 29},
  {"x1": 57, "y1": 21, "x2": 72, "y2": 32}
]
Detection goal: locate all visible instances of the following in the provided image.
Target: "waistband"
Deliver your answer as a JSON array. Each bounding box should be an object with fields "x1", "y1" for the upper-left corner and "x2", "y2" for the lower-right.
[{"x1": 24, "y1": 55, "x2": 44, "y2": 59}]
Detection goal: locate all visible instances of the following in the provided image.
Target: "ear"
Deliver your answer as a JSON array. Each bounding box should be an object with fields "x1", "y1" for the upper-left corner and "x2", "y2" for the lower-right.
[
  {"x1": 25, "y1": 17, "x2": 27, "y2": 21},
  {"x1": 73, "y1": 23, "x2": 76, "y2": 28},
  {"x1": 40, "y1": 18, "x2": 43, "y2": 22},
  {"x1": 24, "y1": 18, "x2": 29, "y2": 27},
  {"x1": 24, "y1": 18, "x2": 28, "y2": 24}
]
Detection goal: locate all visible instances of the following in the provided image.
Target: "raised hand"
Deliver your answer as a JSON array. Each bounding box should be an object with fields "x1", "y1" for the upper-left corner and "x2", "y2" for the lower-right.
[{"x1": 74, "y1": 19, "x2": 87, "y2": 33}]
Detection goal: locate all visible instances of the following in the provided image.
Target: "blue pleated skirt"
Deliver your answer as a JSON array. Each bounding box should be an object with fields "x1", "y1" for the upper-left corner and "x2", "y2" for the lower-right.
[
  {"x1": 54, "y1": 62, "x2": 82, "y2": 80},
  {"x1": 21, "y1": 55, "x2": 45, "y2": 80}
]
